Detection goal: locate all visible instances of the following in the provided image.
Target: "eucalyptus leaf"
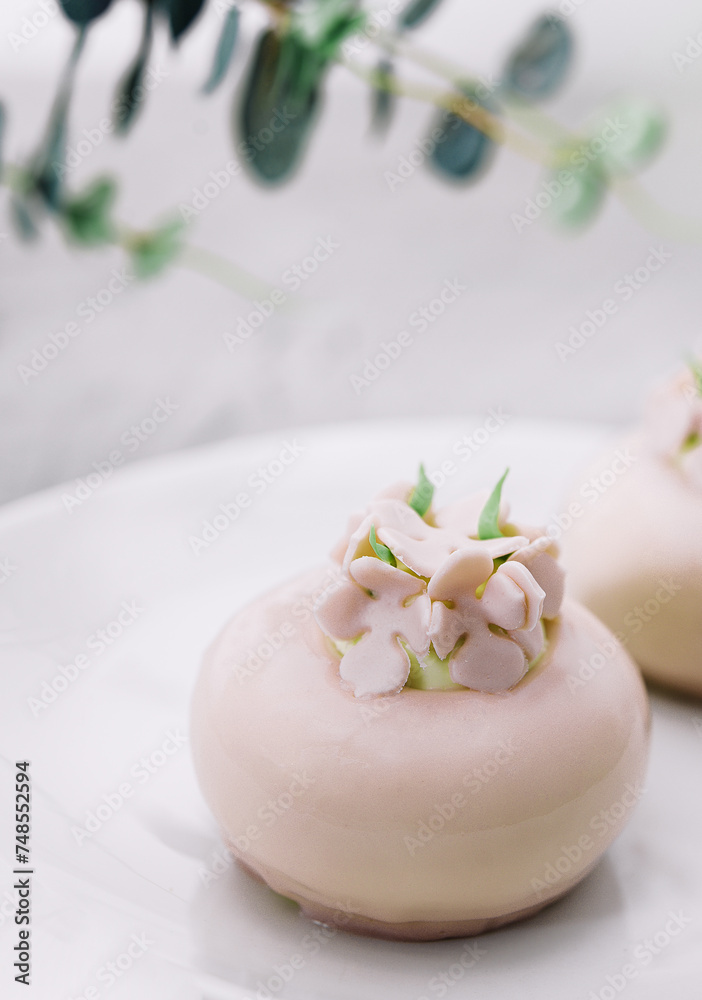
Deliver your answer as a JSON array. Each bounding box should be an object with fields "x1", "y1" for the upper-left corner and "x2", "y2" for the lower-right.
[
  {"x1": 408, "y1": 463, "x2": 433, "y2": 518},
  {"x1": 477, "y1": 468, "x2": 509, "y2": 540},
  {"x1": 59, "y1": 0, "x2": 114, "y2": 25},
  {"x1": 237, "y1": 29, "x2": 321, "y2": 184},
  {"x1": 547, "y1": 163, "x2": 606, "y2": 229},
  {"x1": 203, "y1": 6, "x2": 240, "y2": 94},
  {"x1": 163, "y1": 0, "x2": 206, "y2": 43},
  {"x1": 31, "y1": 28, "x2": 86, "y2": 211},
  {"x1": 114, "y1": 3, "x2": 154, "y2": 134},
  {"x1": 129, "y1": 218, "x2": 185, "y2": 278},
  {"x1": 400, "y1": 0, "x2": 443, "y2": 30},
  {"x1": 429, "y1": 90, "x2": 494, "y2": 182},
  {"x1": 10, "y1": 197, "x2": 39, "y2": 242},
  {"x1": 291, "y1": 0, "x2": 366, "y2": 62},
  {"x1": 61, "y1": 176, "x2": 117, "y2": 244},
  {"x1": 503, "y1": 14, "x2": 573, "y2": 99},
  {"x1": 370, "y1": 58, "x2": 395, "y2": 135},
  {"x1": 585, "y1": 99, "x2": 667, "y2": 176},
  {"x1": 369, "y1": 524, "x2": 397, "y2": 567}
]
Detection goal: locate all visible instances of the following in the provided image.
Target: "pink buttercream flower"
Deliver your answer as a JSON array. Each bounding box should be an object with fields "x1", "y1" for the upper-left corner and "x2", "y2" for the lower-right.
[
  {"x1": 332, "y1": 484, "x2": 519, "y2": 577},
  {"x1": 428, "y1": 545, "x2": 555, "y2": 693},
  {"x1": 507, "y1": 532, "x2": 565, "y2": 620},
  {"x1": 314, "y1": 556, "x2": 431, "y2": 697}
]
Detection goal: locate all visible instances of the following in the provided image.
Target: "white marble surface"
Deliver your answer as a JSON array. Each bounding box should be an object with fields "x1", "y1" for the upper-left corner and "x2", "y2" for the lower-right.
[{"x1": 1, "y1": 0, "x2": 702, "y2": 504}]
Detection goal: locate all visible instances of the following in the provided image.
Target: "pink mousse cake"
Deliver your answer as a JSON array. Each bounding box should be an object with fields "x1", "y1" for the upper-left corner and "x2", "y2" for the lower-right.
[
  {"x1": 562, "y1": 361, "x2": 702, "y2": 698},
  {"x1": 191, "y1": 468, "x2": 650, "y2": 941}
]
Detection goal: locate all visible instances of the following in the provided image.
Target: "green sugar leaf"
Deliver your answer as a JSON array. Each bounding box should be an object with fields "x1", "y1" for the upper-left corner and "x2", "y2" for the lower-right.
[
  {"x1": 477, "y1": 468, "x2": 509, "y2": 540},
  {"x1": 369, "y1": 524, "x2": 397, "y2": 567},
  {"x1": 408, "y1": 463, "x2": 434, "y2": 518}
]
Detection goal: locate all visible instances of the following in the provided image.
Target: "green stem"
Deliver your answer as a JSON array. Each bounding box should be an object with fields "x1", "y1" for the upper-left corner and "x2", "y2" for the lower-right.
[{"x1": 175, "y1": 242, "x2": 276, "y2": 298}]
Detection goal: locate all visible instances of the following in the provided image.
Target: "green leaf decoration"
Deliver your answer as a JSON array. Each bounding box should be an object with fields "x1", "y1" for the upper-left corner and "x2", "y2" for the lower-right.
[
  {"x1": 163, "y1": 0, "x2": 207, "y2": 44},
  {"x1": 203, "y1": 6, "x2": 240, "y2": 95},
  {"x1": 128, "y1": 219, "x2": 185, "y2": 279},
  {"x1": 408, "y1": 463, "x2": 434, "y2": 518},
  {"x1": 370, "y1": 58, "x2": 395, "y2": 135},
  {"x1": 369, "y1": 524, "x2": 397, "y2": 567},
  {"x1": 59, "y1": 0, "x2": 114, "y2": 25},
  {"x1": 477, "y1": 468, "x2": 509, "y2": 540},
  {"x1": 682, "y1": 431, "x2": 701, "y2": 453},
  {"x1": 10, "y1": 197, "x2": 39, "y2": 242},
  {"x1": 114, "y1": 3, "x2": 154, "y2": 135},
  {"x1": 503, "y1": 14, "x2": 573, "y2": 100},
  {"x1": 546, "y1": 163, "x2": 606, "y2": 229},
  {"x1": 400, "y1": 0, "x2": 444, "y2": 31},
  {"x1": 237, "y1": 29, "x2": 321, "y2": 184},
  {"x1": 61, "y1": 176, "x2": 117, "y2": 244},
  {"x1": 585, "y1": 99, "x2": 667, "y2": 177}
]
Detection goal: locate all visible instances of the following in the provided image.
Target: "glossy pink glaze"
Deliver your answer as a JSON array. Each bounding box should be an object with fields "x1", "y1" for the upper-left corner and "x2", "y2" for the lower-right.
[
  {"x1": 191, "y1": 568, "x2": 650, "y2": 940},
  {"x1": 562, "y1": 433, "x2": 702, "y2": 697}
]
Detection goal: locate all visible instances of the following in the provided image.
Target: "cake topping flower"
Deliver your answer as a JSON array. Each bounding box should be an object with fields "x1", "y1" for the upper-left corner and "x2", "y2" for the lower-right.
[
  {"x1": 316, "y1": 468, "x2": 565, "y2": 698},
  {"x1": 314, "y1": 557, "x2": 431, "y2": 697},
  {"x1": 428, "y1": 549, "x2": 546, "y2": 692}
]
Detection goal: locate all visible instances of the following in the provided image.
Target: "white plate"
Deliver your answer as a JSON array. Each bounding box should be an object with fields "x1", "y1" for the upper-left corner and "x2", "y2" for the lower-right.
[{"x1": 1, "y1": 417, "x2": 701, "y2": 1000}]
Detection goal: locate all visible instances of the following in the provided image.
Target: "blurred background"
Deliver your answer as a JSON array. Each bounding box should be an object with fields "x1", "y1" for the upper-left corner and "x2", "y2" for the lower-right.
[{"x1": 1, "y1": 0, "x2": 701, "y2": 505}]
